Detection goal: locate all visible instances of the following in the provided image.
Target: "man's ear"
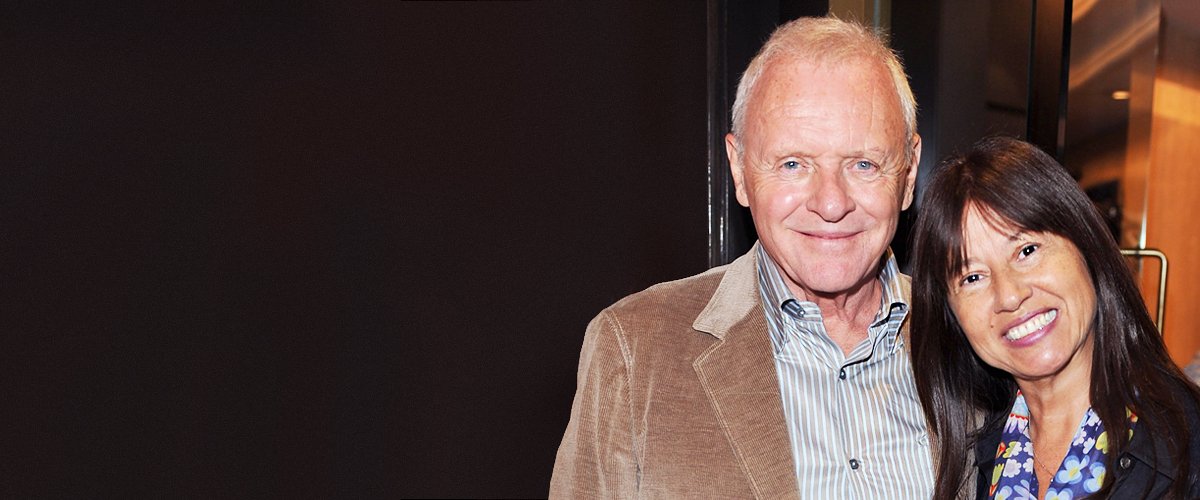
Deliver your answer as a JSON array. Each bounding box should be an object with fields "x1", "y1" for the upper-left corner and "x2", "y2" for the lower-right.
[
  {"x1": 901, "y1": 133, "x2": 922, "y2": 210},
  {"x1": 725, "y1": 133, "x2": 750, "y2": 208}
]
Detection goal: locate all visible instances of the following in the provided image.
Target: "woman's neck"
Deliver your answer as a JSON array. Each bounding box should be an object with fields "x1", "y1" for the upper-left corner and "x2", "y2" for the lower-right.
[
  {"x1": 1018, "y1": 364, "x2": 1092, "y2": 429},
  {"x1": 1017, "y1": 375, "x2": 1092, "y2": 498}
]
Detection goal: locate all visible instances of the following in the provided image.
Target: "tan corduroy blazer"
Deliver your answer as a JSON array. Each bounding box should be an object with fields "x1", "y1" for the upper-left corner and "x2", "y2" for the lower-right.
[{"x1": 550, "y1": 248, "x2": 971, "y2": 499}]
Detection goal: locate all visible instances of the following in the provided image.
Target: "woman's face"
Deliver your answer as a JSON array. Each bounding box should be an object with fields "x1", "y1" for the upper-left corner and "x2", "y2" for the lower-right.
[{"x1": 947, "y1": 205, "x2": 1096, "y2": 385}]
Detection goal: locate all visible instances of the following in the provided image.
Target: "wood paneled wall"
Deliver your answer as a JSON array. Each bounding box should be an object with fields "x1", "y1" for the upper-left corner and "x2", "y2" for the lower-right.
[{"x1": 1145, "y1": 25, "x2": 1200, "y2": 366}]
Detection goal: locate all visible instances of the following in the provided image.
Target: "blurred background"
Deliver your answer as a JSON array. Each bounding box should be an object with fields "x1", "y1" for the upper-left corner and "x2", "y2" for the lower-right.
[{"x1": 4, "y1": 1, "x2": 1198, "y2": 497}]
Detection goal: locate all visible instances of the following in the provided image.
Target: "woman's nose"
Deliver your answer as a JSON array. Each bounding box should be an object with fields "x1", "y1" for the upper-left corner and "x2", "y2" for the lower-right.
[{"x1": 992, "y1": 270, "x2": 1031, "y2": 313}]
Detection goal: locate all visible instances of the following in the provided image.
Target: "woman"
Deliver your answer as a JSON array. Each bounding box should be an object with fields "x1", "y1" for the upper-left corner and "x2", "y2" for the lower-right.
[{"x1": 910, "y1": 136, "x2": 1200, "y2": 499}]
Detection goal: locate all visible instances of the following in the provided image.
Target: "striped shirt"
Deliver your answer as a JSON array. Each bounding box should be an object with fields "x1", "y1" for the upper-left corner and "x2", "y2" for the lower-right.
[{"x1": 756, "y1": 244, "x2": 933, "y2": 499}]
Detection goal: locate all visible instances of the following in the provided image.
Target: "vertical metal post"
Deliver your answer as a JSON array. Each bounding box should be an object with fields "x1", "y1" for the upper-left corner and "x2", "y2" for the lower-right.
[
  {"x1": 1027, "y1": 0, "x2": 1072, "y2": 162},
  {"x1": 706, "y1": 0, "x2": 733, "y2": 268}
]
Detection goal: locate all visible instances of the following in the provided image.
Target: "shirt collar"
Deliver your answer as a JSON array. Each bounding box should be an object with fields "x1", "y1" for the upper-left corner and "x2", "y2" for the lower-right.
[{"x1": 755, "y1": 243, "x2": 909, "y2": 348}]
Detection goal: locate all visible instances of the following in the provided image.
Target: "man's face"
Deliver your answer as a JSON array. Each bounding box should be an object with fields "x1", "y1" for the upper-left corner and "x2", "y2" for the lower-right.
[{"x1": 726, "y1": 56, "x2": 920, "y2": 300}]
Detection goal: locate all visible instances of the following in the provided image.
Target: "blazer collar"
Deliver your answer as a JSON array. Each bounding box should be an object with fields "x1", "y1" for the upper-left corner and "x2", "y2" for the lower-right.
[
  {"x1": 692, "y1": 246, "x2": 913, "y2": 352},
  {"x1": 691, "y1": 246, "x2": 800, "y2": 499},
  {"x1": 1119, "y1": 407, "x2": 1179, "y2": 482},
  {"x1": 692, "y1": 246, "x2": 760, "y2": 340}
]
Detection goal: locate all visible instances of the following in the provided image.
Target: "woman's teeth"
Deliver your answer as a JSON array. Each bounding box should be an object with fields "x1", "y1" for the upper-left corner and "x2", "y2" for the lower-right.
[{"x1": 1005, "y1": 310, "x2": 1057, "y2": 341}]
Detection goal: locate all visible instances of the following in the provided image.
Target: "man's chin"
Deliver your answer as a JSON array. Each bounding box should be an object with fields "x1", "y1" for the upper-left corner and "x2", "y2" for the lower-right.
[{"x1": 781, "y1": 261, "x2": 877, "y2": 297}]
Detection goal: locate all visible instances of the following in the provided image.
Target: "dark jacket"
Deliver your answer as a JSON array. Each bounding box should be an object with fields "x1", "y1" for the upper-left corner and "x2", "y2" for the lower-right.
[{"x1": 973, "y1": 380, "x2": 1200, "y2": 499}]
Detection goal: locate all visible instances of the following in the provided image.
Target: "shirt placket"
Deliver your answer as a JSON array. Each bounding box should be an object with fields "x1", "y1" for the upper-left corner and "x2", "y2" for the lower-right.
[{"x1": 787, "y1": 307, "x2": 882, "y2": 496}]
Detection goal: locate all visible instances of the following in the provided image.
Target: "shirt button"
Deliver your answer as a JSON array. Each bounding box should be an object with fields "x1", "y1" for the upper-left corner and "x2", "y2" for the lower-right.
[
  {"x1": 1119, "y1": 456, "x2": 1132, "y2": 469},
  {"x1": 838, "y1": 368, "x2": 846, "y2": 380},
  {"x1": 849, "y1": 458, "x2": 860, "y2": 470}
]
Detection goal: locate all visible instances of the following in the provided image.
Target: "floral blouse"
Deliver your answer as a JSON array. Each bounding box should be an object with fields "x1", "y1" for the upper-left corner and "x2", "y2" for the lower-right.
[{"x1": 988, "y1": 391, "x2": 1137, "y2": 500}]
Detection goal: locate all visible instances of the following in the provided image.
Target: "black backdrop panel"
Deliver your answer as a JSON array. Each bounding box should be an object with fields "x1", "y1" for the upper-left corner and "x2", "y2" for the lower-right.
[{"x1": 3, "y1": 2, "x2": 707, "y2": 497}]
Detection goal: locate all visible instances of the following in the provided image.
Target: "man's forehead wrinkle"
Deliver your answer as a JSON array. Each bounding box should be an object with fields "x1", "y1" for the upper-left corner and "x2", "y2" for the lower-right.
[{"x1": 742, "y1": 57, "x2": 906, "y2": 165}]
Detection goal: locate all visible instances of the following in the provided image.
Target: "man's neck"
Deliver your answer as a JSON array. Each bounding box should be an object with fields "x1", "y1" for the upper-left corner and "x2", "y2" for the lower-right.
[{"x1": 790, "y1": 278, "x2": 883, "y2": 355}]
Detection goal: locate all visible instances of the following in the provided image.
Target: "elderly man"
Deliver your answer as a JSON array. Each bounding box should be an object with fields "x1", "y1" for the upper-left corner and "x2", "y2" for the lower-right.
[{"x1": 552, "y1": 17, "x2": 940, "y2": 498}]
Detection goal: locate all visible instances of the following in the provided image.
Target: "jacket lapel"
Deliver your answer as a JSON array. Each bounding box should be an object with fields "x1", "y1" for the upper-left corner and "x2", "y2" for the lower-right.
[{"x1": 692, "y1": 249, "x2": 799, "y2": 499}]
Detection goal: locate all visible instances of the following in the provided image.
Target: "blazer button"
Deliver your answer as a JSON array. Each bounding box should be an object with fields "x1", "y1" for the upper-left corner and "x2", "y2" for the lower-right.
[{"x1": 1119, "y1": 456, "x2": 1132, "y2": 469}]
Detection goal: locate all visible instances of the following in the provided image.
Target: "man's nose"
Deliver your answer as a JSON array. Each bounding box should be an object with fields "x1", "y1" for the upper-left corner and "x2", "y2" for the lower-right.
[
  {"x1": 805, "y1": 168, "x2": 854, "y2": 222},
  {"x1": 992, "y1": 270, "x2": 1031, "y2": 313}
]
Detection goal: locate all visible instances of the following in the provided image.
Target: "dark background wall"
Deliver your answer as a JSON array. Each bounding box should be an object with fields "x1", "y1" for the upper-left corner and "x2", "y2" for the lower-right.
[{"x1": 4, "y1": 2, "x2": 709, "y2": 497}]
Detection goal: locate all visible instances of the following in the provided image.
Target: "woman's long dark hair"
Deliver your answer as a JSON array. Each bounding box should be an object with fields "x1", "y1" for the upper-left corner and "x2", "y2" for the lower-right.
[{"x1": 910, "y1": 136, "x2": 1199, "y2": 499}]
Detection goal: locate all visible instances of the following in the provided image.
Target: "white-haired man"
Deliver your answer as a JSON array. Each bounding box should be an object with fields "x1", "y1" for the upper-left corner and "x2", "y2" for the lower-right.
[{"x1": 552, "y1": 16, "x2": 958, "y2": 498}]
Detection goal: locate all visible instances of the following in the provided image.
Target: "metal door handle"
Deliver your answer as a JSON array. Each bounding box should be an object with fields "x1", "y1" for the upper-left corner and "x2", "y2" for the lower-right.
[{"x1": 1120, "y1": 248, "x2": 1167, "y2": 334}]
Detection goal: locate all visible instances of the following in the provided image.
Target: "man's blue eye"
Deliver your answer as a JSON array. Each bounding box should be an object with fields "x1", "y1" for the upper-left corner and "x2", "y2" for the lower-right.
[
  {"x1": 854, "y1": 160, "x2": 877, "y2": 171},
  {"x1": 783, "y1": 160, "x2": 800, "y2": 170}
]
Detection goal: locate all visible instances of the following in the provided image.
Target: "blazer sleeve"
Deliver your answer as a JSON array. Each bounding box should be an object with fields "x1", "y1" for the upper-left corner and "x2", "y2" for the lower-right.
[{"x1": 549, "y1": 309, "x2": 638, "y2": 499}]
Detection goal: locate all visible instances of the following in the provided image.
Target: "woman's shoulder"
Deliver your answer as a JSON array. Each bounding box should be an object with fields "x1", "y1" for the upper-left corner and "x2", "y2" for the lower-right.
[
  {"x1": 1134, "y1": 376, "x2": 1200, "y2": 448},
  {"x1": 1164, "y1": 377, "x2": 1200, "y2": 497},
  {"x1": 1163, "y1": 376, "x2": 1200, "y2": 426},
  {"x1": 1170, "y1": 378, "x2": 1200, "y2": 457},
  {"x1": 1145, "y1": 377, "x2": 1200, "y2": 489}
]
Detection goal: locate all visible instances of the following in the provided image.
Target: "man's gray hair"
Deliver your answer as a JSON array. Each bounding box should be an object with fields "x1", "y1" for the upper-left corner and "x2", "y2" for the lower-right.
[{"x1": 730, "y1": 17, "x2": 917, "y2": 150}]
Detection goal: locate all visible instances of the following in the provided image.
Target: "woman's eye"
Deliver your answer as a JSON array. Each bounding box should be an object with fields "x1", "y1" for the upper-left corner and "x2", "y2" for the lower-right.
[
  {"x1": 1019, "y1": 244, "x2": 1039, "y2": 257},
  {"x1": 960, "y1": 273, "x2": 981, "y2": 285}
]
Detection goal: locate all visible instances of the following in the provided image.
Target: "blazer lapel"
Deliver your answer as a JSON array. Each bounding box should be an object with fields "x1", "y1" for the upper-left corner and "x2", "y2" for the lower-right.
[{"x1": 692, "y1": 249, "x2": 799, "y2": 499}]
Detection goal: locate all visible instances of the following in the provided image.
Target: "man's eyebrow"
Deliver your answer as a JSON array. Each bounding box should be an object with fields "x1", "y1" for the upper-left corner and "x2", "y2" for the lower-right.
[{"x1": 849, "y1": 146, "x2": 898, "y2": 159}]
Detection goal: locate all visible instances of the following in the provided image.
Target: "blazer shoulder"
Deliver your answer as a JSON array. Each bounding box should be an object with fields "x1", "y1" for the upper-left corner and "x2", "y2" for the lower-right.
[
  {"x1": 592, "y1": 249, "x2": 760, "y2": 344},
  {"x1": 603, "y1": 263, "x2": 730, "y2": 318}
]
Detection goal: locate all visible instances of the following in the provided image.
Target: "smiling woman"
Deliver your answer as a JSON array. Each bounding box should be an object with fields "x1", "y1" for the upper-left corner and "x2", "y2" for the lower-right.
[
  {"x1": 948, "y1": 208, "x2": 1097, "y2": 386},
  {"x1": 909, "y1": 136, "x2": 1200, "y2": 499}
]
